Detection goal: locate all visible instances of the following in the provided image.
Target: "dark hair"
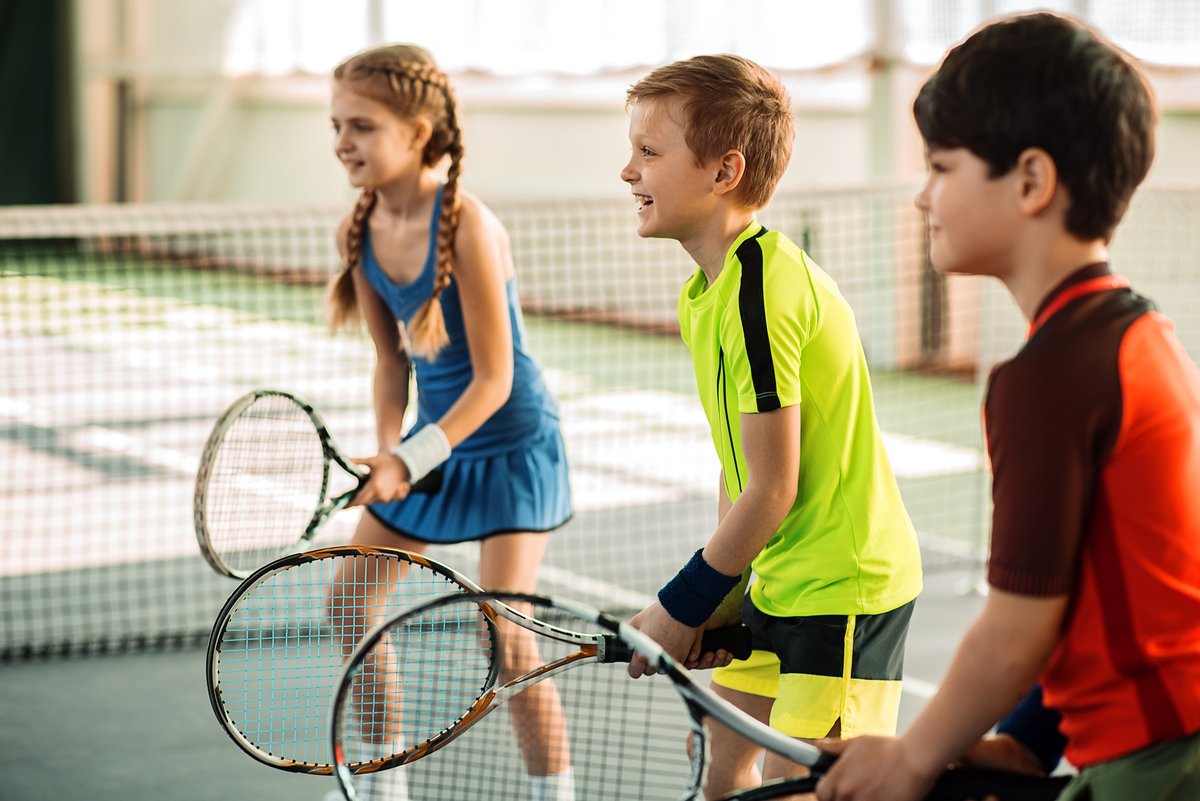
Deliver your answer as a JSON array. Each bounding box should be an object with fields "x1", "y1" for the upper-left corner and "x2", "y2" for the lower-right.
[
  {"x1": 627, "y1": 54, "x2": 795, "y2": 210},
  {"x1": 913, "y1": 12, "x2": 1156, "y2": 242}
]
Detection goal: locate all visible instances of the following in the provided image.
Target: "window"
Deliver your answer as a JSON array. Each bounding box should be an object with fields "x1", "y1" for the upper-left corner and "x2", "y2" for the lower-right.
[
  {"x1": 223, "y1": 0, "x2": 872, "y2": 75},
  {"x1": 221, "y1": 0, "x2": 1200, "y2": 78}
]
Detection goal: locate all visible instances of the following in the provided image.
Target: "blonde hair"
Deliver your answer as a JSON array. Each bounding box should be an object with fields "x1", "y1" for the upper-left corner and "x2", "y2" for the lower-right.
[
  {"x1": 327, "y1": 44, "x2": 463, "y2": 358},
  {"x1": 627, "y1": 54, "x2": 794, "y2": 210}
]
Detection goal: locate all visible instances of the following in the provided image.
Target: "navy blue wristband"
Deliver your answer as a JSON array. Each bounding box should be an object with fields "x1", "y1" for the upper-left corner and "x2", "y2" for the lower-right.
[
  {"x1": 996, "y1": 685, "x2": 1066, "y2": 774},
  {"x1": 657, "y1": 549, "x2": 742, "y2": 627}
]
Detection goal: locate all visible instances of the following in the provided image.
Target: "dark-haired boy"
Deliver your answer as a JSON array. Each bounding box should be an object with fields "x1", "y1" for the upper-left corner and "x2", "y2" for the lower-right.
[{"x1": 817, "y1": 13, "x2": 1200, "y2": 801}]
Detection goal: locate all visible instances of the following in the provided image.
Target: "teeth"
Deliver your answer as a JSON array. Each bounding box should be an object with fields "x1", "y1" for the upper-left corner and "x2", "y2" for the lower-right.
[{"x1": 634, "y1": 194, "x2": 652, "y2": 211}]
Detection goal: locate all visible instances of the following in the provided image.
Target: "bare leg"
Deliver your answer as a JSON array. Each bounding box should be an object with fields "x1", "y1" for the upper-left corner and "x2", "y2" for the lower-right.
[
  {"x1": 327, "y1": 516, "x2": 422, "y2": 735},
  {"x1": 760, "y1": 719, "x2": 839, "y2": 801},
  {"x1": 477, "y1": 533, "x2": 572, "y2": 781},
  {"x1": 703, "y1": 683, "x2": 772, "y2": 799},
  {"x1": 324, "y1": 514, "x2": 428, "y2": 798}
]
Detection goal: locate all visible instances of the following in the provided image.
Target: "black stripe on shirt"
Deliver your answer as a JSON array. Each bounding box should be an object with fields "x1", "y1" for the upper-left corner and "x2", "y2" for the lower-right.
[{"x1": 736, "y1": 227, "x2": 780, "y2": 412}]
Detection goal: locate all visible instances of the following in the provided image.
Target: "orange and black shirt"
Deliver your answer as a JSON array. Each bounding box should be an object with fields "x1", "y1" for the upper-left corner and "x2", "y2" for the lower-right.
[{"x1": 985, "y1": 263, "x2": 1200, "y2": 767}]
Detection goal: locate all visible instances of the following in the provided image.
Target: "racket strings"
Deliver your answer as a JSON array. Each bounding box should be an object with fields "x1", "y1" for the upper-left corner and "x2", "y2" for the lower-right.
[
  {"x1": 336, "y1": 598, "x2": 496, "y2": 766},
  {"x1": 334, "y1": 596, "x2": 702, "y2": 801},
  {"x1": 212, "y1": 551, "x2": 467, "y2": 767},
  {"x1": 201, "y1": 394, "x2": 328, "y2": 573}
]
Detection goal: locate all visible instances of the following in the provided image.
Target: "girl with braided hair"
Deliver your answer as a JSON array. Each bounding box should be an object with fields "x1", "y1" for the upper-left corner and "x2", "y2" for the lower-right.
[{"x1": 325, "y1": 44, "x2": 575, "y2": 801}]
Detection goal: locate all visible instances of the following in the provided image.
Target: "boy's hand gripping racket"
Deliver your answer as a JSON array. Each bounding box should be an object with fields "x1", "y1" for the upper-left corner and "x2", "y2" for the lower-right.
[
  {"x1": 207, "y1": 547, "x2": 749, "y2": 782},
  {"x1": 348, "y1": 593, "x2": 1069, "y2": 801},
  {"x1": 193, "y1": 389, "x2": 441, "y2": 579},
  {"x1": 328, "y1": 591, "x2": 753, "y2": 800}
]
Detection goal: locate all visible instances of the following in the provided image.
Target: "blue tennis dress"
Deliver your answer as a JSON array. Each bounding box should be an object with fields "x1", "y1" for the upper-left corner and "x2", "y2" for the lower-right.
[{"x1": 360, "y1": 194, "x2": 573, "y2": 543}]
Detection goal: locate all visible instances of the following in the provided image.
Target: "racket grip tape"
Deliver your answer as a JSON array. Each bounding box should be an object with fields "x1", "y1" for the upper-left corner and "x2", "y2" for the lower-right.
[
  {"x1": 723, "y1": 759, "x2": 1069, "y2": 801},
  {"x1": 607, "y1": 623, "x2": 752, "y2": 664},
  {"x1": 702, "y1": 623, "x2": 753, "y2": 660}
]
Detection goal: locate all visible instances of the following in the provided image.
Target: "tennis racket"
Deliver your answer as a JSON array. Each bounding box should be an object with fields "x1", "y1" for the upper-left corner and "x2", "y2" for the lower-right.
[
  {"x1": 597, "y1": 604, "x2": 1070, "y2": 801},
  {"x1": 329, "y1": 591, "x2": 753, "y2": 800},
  {"x1": 194, "y1": 389, "x2": 442, "y2": 579},
  {"x1": 206, "y1": 545, "x2": 483, "y2": 773},
  {"x1": 368, "y1": 594, "x2": 1069, "y2": 801},
  {"x1": 723, "y1": 770, "x2": 1068, "y2": 800}
]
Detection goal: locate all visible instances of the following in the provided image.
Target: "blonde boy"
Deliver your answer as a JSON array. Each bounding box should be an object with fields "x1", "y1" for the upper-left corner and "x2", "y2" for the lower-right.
[{"x1": 620, "y1": 54, "x2": 922, "y2": 797}]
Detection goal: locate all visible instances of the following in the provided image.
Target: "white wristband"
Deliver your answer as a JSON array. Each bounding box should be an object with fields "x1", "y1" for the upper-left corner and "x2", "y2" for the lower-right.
[{"x1": 389, "y1": 424, "x2": 451, "y2": 483}]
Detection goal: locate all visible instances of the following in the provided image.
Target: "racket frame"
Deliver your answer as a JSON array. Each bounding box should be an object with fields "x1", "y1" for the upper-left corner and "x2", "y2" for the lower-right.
[
  {"x1": 195, "y1": 389, "x2": 441, "y2": 579},
  {"x1": 206, "y1": 545, "x2": 482, "y2": 774},
  {"x1": 330, "y1": 590, "x2": 754, "y2": 799},
  {"x1": 194, "y1": 389, "x2": 363, "y2": 578},
  {"x1": 329, "y1": 591, "x2": 619, "y2": 791},
  {"x1": 571, "y1": 598, "x2": 831, "y2": 800},
  {"x1": 590, "y1": 605, "x2": 1070, "y2": 801}
]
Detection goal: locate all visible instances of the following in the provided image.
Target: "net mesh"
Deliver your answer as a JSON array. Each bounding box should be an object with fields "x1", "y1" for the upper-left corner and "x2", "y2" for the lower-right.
[{"x1": 4, "y1": 185, "x2": 1199, "y2": 661}]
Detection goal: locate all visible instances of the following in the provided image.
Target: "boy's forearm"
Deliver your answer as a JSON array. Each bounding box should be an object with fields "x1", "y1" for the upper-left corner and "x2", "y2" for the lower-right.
[
  {"x1": 703, "y1": 481, "x2": 793, "y2": 575},
  {"x1": 711, "y1": 566, "x2": 752, "y2": 624},
  {"x1": 900, "y1": 590, "x2": 1067, "y2": 777}
]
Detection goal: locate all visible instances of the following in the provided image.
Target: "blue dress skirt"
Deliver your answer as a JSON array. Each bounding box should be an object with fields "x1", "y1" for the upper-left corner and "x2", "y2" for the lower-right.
[{"x1": 367, "y1": 416, "x2": 573, "y2": 543}]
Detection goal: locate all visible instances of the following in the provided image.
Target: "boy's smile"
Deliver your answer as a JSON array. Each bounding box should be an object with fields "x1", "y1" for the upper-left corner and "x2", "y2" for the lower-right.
[{"x1": 621, "y1": 97, "x2": 720, "y2": 246}]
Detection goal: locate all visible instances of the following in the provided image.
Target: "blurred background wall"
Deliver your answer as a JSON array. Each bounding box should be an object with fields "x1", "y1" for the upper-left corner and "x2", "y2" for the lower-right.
[{"x1": 4, "y1": 0, "x2": 1197, "y2": 208}]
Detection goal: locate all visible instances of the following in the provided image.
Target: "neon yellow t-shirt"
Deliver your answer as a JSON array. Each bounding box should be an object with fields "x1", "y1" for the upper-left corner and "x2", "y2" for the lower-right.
[{"x1": 678, "y1": 222, "x2": 922, "y2": 617}]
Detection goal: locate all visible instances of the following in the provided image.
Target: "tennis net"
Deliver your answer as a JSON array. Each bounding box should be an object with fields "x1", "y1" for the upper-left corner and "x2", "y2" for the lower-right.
[{"x1": 4, "y1": 185, "x2": 1197, "y2": 660}]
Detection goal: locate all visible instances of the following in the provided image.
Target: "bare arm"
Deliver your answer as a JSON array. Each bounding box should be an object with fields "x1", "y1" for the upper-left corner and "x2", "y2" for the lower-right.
[
  {"x1": 815, "y1": 590, "x2": 1068, "y2": 801},
  {"x1": 628, "y1": 405, "x2": 799, "y2": 675},
  {"x1": 710, "y1": 470, "x2": 749, "y2": 625},
  {"x1": 703, "y1": 405, "x2": 799, "y2": 574},
  {"x1": 332, "y1": 213, "x2": 414, "y2": 506},
  {"x1": 331, "y1": 213, "x2": 412, "y2": 451},
  {"x1": 351, "y1": 265, "x2": 411, "y2": 450},
  {"x1": 429, "y1": 193, "x2": 513, "y2": 446}
]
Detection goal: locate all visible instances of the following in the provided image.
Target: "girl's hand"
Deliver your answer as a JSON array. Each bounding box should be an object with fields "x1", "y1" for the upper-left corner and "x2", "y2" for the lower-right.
[{"x1": 349, "y1": 452, "x2": 412, "y2": 505}]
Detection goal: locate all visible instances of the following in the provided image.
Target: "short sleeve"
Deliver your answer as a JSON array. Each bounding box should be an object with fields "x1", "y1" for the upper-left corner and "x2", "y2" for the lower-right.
[{"x1": 721, "y1": 248, "x2": 811, "y2": 414}]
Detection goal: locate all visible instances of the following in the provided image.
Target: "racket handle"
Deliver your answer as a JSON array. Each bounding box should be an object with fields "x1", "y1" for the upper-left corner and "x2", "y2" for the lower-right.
[
  {"x1": 409, "y1": 469, "x2": 443, "y2": 495},
  {"x1": 780, "y1": 763, "x2": 1071, "y2": 800},
  {"x1": 607, "y1": 623, "x2": 752, "y2": 663},
  {"x1": 702, "y1": 623, "x2": 753, "y2": 660},
  {"x1": 925, "y1": 767, "x2": 1070, "y2": 801},
  {"x1": 810, "y1": 749, "x2": 837, "y2": 775}
]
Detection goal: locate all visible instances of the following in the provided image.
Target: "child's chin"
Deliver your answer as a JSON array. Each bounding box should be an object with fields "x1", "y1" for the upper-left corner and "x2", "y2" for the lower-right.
[{"x1": 635, "y1": 218, "x2": 661, "y2": 239}]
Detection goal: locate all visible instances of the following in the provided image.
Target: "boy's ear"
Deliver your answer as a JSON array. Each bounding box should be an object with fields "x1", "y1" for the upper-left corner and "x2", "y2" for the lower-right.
[
  {"x1": 713, "y1": 150, "x2": 747, "y2": 197},
  {"x1": 1015, "y1": 147, "x2": 1059, "y2": 217}
]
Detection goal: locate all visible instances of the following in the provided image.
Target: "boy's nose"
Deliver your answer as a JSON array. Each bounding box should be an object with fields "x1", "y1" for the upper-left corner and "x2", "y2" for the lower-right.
[{"x1": 913, "y1": 183, "x2": 930, "y2": 212}]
